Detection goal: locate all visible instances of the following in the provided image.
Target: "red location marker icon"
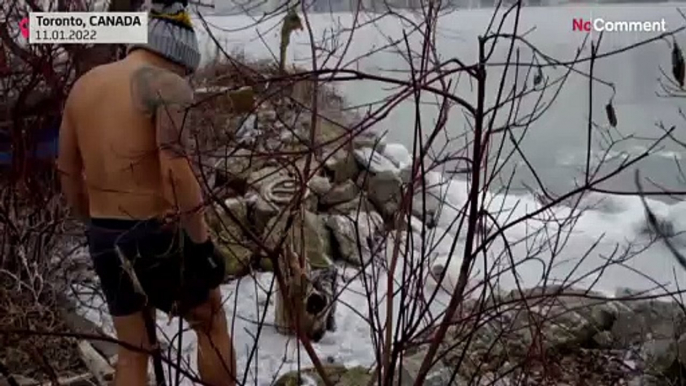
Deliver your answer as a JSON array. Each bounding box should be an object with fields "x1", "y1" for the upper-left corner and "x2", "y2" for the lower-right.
[{"x1": 19, "y1": 18, "x2": 29, "y2": 39}]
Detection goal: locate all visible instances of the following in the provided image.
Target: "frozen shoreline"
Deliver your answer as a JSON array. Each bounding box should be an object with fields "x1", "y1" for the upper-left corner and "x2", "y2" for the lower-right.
[{"x1": 73, "y1": 137, "x2": 686, "y2": 385}]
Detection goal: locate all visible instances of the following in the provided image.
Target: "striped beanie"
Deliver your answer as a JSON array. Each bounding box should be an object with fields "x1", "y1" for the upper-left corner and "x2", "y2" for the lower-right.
[{"x1": 128, "y1": 0, "x2": 200, "y2": 74}]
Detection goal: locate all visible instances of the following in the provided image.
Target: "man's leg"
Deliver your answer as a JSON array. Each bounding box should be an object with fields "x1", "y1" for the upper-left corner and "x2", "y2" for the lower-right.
[
  {"x1": 111, "y1": 312, "x2": 151, "y2": 386},
  {"x1": 183, "y1": 288, "x2": 236, "y2": 386}
]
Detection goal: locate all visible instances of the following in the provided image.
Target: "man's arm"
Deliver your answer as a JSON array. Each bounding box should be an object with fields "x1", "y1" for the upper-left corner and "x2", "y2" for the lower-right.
[
  {"x1": 130, "y1": 66, "x2": 209, "y2": 243},
  {"x1": 57, "y1": 101, "x2": 89, "y2": 222}
]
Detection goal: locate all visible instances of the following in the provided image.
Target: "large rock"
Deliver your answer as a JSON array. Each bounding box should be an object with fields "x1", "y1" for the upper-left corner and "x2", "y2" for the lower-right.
[
  {"x1": 440, "y1": 286, "x2": 622, "y2": 380},
  {"x1": 327, "y1": 194, "x2": 376, "y2": 215},
  {"x1": 213, "y1": 148, "x2": 263, "y2": 192},
  {"x1": 274, "y1": 365, "x2": 371, "y2": 386},
  {"x1": 321, "y1": 180, "x2": 359, "y2": 206},
  {"x1": 326, "y1": 211, "x2": 383, "y2": 266},
  {"x1": 325, "y1": 150, "x2": 360, "y2": 183},
  {"x1": 353, "y1": 130, "x2": 387, "y2": 151},
  {"x1": 399, "y1": 165, "x2": 443, "y2": 224},
  {"x1": 381, "y1": 143, "x2": 412, "y2": 169},
  {"x1": 396, "y1": 348, "x2": 466, "y2": 386},
  {"x1": 610, "y1": 296, "x2": 686, "y2": 349},
  {"x1": 262, "y1": 210, "x2": 330, "y2": 269},
  {"x1": 357, "y1": 170, "x2": 403, "y2": 219},
  {"x1": 353, "y1": 147, "x2": 397, "y2": 174},
  {"x1": 207, "y1": 197, "x2": 253, "y2": 277},
  {"x1": 249, "y1": 167, "x2": 314, "y2": 233},
  {"x1": 308, "y1": 175, "x2": 332, "y2": 198}
]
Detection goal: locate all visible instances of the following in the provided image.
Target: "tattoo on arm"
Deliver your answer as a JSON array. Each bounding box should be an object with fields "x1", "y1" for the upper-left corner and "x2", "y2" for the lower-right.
[{"x1": 130, "y1": 66, "x2": 194, "y2": 157}]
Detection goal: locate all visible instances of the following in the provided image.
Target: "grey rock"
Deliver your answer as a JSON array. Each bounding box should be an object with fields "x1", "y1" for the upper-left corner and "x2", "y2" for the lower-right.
[
  {"x1": 610, "y1": 298, "x2": 686, "y2": 349},
  {"x1": 592, "y1": 330, "x2": 615, "y2": 348},
  {"x1": 396, "y1": 348, "x2": 466, "y2": 386},
  {"x1": 353, "y1": 147, "x2": 398, "y2": 174},
  {"x1": 359, "y1": 170, "x2": 403, "y2": 219},
  {"x1": 321, "y1": 180, "x2": 359, "y2": 206},
  {"x1": 641, "y1": 338, "x2": 677, "y2": 376},
  {"x1": 328, "y1": 194, "x2": 376, "y2": 215},
  {"x1": 207, "y1": 197, "x2": 253, "y2": 278},
  {"x1": 308, "y1": 175, "x2": 332, "y2": 197},
  {"x1": 326, "y1": 211, "x2": 383, "y2": 266},
  {"x1": 678, "y1": 333, "x2": 686, "y2": 367},
  {"x1": 325, "y1": 150, "x2": 360, "y2": 183},
  {"x1": 213, "y1": 148, "x2": 261, "y2": 188},
  {"x1": 353, "y1": 130, "x2": 387, "y2": 151}
]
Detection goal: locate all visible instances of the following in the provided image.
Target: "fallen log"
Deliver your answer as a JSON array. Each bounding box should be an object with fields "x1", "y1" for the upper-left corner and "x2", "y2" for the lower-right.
[
  {"x1": 76, "y1": 341, "x2": 114, "y2": 386},
  {"x1": 57, "y1": 303, "x2": 118, "y2": 364}
]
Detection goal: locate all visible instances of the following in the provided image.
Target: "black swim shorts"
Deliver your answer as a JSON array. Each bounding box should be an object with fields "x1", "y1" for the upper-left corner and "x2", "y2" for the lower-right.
[{"x1": 86, "y1": 218, "x2": 223, "y2": 317}]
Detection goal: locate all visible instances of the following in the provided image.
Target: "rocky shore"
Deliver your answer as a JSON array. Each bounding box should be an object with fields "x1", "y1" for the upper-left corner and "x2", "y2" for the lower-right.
[
  {"x1": 274, "y1": 286, "x2": 686, "y2": 385},
  {"x1": 196, "y1": 73, "x2": 686, "y2": 385}
]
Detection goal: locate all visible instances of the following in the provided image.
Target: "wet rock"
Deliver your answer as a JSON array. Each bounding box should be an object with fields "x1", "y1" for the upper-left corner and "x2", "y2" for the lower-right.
[
  {"x1": 353, "y1": 147, "x2": 398, "y2": 174},
  {"x1": 213, "y1": 148, "x2": 263, "y2": 191},
  {"x1": 207, "y1": 197, "x2": 253, "y2": 278},
  {"x1": 325, "y1": 150, "x2": 360, "y2": 183},
  {"x1": 396, "y1": 348, "x2": 466, "y2": 386},
  {"x1": 610, "y1": 297, "x2": 686, "y2": 349},
  {"x1": 327, "y1": 194, "x2": 376, "y2": 215},
  {"x1": 262, "y1": 210, "x2": 330, "y2": 269},
  {"x1": 321, "y1": 180, "x2": 359, "y2": 206},
  {"x1": 308, "y1": 175, "x2": 332, "y2": 197},
  {"x1": 274, "y1": 365, "x2": 371, "y2": 386},
  {"x1": 358, "y1": 170, "x2": 403, "y2": 219},
  {"x1": 326, "y1": 211, "x2": 383, "y2": 266},
  {"x1": 352, "y1": 129, "x2": 386, "y2": 151}
]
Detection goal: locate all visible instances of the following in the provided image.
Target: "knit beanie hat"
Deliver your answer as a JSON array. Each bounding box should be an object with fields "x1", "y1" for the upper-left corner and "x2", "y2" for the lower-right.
[{"x1": 127, "y1": 0, "x2": 201, "y2": 74}]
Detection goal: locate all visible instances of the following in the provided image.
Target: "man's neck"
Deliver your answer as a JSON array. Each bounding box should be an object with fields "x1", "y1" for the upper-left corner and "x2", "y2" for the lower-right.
[{"x1": 126, "y1": 49, "x2": 185, "y2": 76}]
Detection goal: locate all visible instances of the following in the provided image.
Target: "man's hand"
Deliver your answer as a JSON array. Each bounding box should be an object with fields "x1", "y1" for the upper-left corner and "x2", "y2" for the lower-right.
[{"x1": 130, "y1": 65, "x2": 209, "y2": 243}]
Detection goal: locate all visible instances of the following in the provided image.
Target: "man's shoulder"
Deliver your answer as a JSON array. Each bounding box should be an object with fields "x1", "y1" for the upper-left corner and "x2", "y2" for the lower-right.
[
  {"x1": 68, "y1": 62, "x2": 114, "y2": 101},
  {"x1": 130, "y1": 65, "x2": 194, "y2": 105},
  {"x1": 130, "y1": 64, "x2": 191, "y2": 92}
]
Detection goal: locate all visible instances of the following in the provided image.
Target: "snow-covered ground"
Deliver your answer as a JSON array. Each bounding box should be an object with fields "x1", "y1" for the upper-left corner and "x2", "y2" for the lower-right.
[{"x1": 74, "y1": 141, "x2": 686, "y2": 384}]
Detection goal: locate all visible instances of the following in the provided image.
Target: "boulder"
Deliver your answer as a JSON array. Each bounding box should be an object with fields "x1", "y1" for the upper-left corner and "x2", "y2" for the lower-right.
[
  {"x1": 249, "y1": 167, "x2": 313, "y2": 233},
  {"x1": 395, "y1": 348, "x2": 466, "y2": 386},
  {"x1": 207, "y1": 197, "x2": 253, "y2": 277},
  {"x1": 325, "y1": 150, "x2": 360, "y2": 183},
  {"x1": 353, "y1": 130, "x2": 386, "y2": 151},
  {"x1": 381, "y1": 143, "x2": 412, "y2": 169},
  {"x1": 326, "y1": 211, "x2": 383, "y2": 266},
  {"x1": 321, "y1": 180, "x2": 359, "y2": 207},
  {"x1": 357, "y1": 170, "x2": 403, "y2": 219},
  {"x1": 308, "y1": 175, "x2": 332, "y2": 198},
  {"x1": 610, "y1": 297, "x2": 686, "y2": 349},
  {"x1": 262, "y1": 210, "x2": 330, "y2": 270},
  {"x1": 353, "y1": 147, "x2": 398, "y2": 174},
  {"x1": 327, "y1": 194, "x2": 376, "y2": 215},
  {"x1": 274, "y1": 365, "x2": 371, "y2": 386},
  {"x1": 213, "y1": 148, "x2": 263, "y2": 191}
]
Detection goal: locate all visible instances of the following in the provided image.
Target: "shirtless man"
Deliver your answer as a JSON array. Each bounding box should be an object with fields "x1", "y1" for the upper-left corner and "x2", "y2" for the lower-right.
[{"x1": 57, "y1": 1, "x2": 236, "y2": 385}]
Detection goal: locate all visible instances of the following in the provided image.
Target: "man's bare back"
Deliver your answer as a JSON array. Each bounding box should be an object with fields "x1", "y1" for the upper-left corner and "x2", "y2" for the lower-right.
[
  {"x1": 57, "y1": 2, "x2": 237, "y2": 384},
  {"x1": 64, "y1": 58, "x2": 186, "y2": 220}
]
